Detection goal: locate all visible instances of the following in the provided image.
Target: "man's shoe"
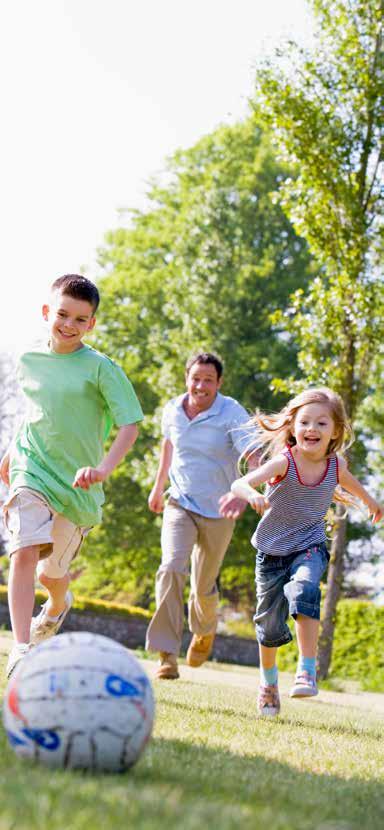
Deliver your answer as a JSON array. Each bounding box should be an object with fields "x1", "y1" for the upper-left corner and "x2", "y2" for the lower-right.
[
  {"x1": 6, "y1": 643, "x2": 32, "y2": 678},
  {"x1": 30, "y1": 590, "x2": 73, "y2": 645},
  {"x1": 186, "y1": 633, "x2": 215, "y2": 667},
  {"x1": 289, "y1": 671, "x2": 318, "y2": 698},
  {"x1": 257, "y1": 683, "x2": 281, "y2": 717},
  {"x1": 156, "y1": 652, "x2": 179, "y2": 680}
]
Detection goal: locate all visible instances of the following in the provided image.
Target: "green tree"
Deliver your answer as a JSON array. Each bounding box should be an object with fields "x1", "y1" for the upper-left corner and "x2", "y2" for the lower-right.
[
  {"x1": 76, "y1": 114, "x2": 314, "y2": 606},
  {"x1": 254, "y1": 0, "x2": 384, "y2": 675}
]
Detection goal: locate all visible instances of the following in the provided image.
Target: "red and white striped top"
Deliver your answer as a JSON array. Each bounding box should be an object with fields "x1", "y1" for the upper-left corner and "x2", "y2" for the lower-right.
[{"x1": 252, "y1": 446, "x2": 339, "y2": 556}]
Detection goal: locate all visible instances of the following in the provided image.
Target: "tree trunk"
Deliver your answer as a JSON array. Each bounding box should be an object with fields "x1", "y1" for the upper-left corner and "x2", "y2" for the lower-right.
[{"x1": 317, "y1": 503, "x2": 347, "y2": 679}]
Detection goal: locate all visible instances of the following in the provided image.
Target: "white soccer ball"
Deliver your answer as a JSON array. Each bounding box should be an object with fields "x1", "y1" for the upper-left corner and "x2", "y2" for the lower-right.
[{"x1": 3, "y1": 631, "x2": 155, "y2": 772}]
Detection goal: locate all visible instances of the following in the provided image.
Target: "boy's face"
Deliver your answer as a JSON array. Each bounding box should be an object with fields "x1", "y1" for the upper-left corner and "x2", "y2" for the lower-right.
[{"x1": 42, "y1": 291, "x2": 96, "y2": 353}]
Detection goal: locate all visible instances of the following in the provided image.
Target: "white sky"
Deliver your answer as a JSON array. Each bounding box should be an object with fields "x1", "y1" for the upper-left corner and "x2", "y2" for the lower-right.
[{"x1": 0, "y1": 0, "x2": 313, "y2": 352}]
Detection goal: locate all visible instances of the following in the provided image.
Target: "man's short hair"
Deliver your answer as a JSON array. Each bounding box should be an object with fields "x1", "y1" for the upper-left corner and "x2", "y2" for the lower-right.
[
  {"x1": 51, "y1": 274, "x2": 100, "y2": 313},
  {"x1": 185, "y1": 352, "x2": 223, "y2": 380}
]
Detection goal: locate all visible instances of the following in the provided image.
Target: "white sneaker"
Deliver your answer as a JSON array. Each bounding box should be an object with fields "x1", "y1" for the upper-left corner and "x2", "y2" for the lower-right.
[
  {"x1": 6, "y1": 643, "x2": 32, "y2": 678},
  {"x1": 30, "y1": 590, "x2": 73, "y2": 645}
]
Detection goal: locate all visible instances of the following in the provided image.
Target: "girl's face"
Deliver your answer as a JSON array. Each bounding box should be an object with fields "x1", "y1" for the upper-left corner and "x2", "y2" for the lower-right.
[{"x1": 292, "y1": 402, "x2": 338, "y2": 458}]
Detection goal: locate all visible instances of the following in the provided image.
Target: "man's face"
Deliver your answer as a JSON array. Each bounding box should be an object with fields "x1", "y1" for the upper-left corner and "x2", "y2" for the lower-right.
[
  {"x1": 185, "y1": 362, "x2": 222, "y2": 412},
  {"x1": 42, "y1": 291, "x2": 96, "y2": 353}
]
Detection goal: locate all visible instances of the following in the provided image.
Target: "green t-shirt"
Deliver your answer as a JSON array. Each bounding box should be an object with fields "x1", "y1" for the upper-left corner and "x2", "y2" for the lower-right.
[{"x1": 10, "y1": 343, "x2": 144, "y2": 527}]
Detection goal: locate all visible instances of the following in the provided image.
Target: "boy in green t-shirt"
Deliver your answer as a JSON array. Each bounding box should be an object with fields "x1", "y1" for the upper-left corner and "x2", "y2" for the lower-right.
[{"x1": 0, "y1": 274, "x2": 144, "y2": 676}]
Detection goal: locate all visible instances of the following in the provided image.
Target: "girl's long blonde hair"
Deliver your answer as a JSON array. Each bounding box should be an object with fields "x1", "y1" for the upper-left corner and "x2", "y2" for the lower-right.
[
  {"x1": 252, "y1": 387, "x2": 353, "y2": 460},
  {"x1": 246, "y1": 387, "x2": 356, "y2": 508}
]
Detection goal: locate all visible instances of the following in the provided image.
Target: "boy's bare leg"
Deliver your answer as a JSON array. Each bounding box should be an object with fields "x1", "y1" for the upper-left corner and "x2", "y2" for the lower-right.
[
  {"x1": 8, "y1": 545, "x2": 40, "y2": 643},
  {"x1": 38, "y1": 572, "x2": 70, "y2": 616}
]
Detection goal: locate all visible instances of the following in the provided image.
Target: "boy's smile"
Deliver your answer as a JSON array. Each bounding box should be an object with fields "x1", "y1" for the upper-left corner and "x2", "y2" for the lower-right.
[{"x1": 42, "y1": 292, "x2": 96, "y2": 354}]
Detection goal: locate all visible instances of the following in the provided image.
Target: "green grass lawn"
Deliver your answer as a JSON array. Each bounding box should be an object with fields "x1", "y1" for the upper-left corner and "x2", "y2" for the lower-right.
[{"x1": 0, "y1": 637, "x2": 383, "y2": 830}]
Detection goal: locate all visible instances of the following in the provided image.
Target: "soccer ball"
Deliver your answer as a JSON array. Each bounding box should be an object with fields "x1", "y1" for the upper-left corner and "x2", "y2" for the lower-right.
[{"x1": 3, "y1": 631, "x2": 155, "y2": 772}]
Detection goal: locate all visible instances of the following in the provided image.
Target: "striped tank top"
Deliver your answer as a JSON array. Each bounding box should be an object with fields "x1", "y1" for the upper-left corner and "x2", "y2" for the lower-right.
[{"x1": 252, "y1": 446, "x2": 339, "y2": 556}]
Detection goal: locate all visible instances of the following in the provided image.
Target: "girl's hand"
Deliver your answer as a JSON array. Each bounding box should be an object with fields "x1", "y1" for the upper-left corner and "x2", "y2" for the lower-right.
[
  {"x1": 249, "y1": 493, "x2": 270, "y2": 515},
  {"x1": 368, "y1": 500, "x2": 383, "y2": 524}
]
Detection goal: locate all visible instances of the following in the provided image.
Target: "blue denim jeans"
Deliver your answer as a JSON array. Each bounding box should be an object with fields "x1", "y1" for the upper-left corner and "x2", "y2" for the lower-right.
[{"x1": 254, "y1": 542, "x2": 329, "y2": 648}]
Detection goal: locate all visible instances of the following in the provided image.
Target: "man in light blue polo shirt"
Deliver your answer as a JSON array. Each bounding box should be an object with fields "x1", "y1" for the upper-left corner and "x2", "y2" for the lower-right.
[{"x1": 145, "y1": 352, "x2": 258, "y2": 679}]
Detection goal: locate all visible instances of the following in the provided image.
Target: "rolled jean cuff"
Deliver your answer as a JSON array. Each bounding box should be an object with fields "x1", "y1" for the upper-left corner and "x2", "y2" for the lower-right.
[
  {"x1": 289, "y1": 600, "x2": 321, "y2": 620},
  {"x1": 255, "y1": 628, "x2": 293, "y2": 648}
]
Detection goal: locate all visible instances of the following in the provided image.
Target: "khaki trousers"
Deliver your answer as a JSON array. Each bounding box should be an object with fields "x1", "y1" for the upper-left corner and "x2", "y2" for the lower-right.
[{"x1": 146, "y1": 499, "x2": 235, "y2": 655}]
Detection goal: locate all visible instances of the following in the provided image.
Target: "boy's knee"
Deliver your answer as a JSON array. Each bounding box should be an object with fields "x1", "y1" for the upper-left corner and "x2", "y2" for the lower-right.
[
  {"x1": 10, "y1": 545, "x2": 40, "y2": 566},
  {"x1": 39, "y1": 571, "x2": 69, "y2": 589}
]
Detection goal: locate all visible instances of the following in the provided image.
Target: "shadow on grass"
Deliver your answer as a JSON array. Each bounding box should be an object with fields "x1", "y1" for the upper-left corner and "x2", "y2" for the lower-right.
[
  {"x1": 138, "y1": 734, "x2": 384, "y2": 829},
  {"x1": 159, "y1": 696, "x2": 383, "y2": 742},
  {"x1": 0, "y1": 730, "x2": 382, "y2": 830}
]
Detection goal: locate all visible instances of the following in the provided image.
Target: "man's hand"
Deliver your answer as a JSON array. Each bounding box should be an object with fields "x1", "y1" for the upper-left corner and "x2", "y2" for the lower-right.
[
  {"x1": 219, "y1": 491, "x2": 248, "y2": 520},
  {"x1": 0, "y1": 453, "x2": 10, "y2": 487},
  {"x1": 148, "y1": 486, "x2": 165, "y2": 514},
  {"x1": 73, "y1": 467, "x2": 105, "y2": 490}
]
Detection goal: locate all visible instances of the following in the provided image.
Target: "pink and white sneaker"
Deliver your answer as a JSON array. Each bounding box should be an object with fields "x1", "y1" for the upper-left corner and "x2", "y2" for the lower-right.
[
  {"x1": 257, "y1": 683, "x2": 281, "y2": 717},
  {"x1": 289, "y1": 671, "x2": 318, "y2": 698}
]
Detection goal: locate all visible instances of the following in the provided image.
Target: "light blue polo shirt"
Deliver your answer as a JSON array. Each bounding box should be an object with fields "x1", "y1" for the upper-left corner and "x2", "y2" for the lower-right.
[{"x1": 162, "y1": 392, "x2": 254, "y2": 518}]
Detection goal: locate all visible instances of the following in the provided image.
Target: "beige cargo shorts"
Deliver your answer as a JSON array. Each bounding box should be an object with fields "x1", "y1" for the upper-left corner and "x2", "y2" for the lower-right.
[{"x1": 3, "y1": 487, "x2": 90, "y2": 579}]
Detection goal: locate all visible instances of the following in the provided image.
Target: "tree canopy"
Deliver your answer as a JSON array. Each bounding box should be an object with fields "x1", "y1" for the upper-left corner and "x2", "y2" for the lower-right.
[
  {"x1": 252, "y1": 0, "x2": 384, "y2": 674},
  {"x1": 76, "y1": 114, "x2": 314, "y2": 605}
]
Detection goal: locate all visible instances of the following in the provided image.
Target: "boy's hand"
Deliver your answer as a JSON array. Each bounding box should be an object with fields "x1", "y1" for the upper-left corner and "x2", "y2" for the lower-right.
[
  {"x1": 73, "y1": 467, "x2": 105, "y2": 490},
  {"x1": 0, "y1": 453, "x2": 10, "y2": 487},
  {"x1": 219, "y1": 492, "x2": 248, "y2": 519}
]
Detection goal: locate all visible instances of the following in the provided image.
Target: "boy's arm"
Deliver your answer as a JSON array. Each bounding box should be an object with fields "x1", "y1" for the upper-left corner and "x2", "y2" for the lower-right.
[
  {"x1": 0, "y1": 449, "x2": 11, "y2": 487},
  {"x1": 0, "y1": 413, "x2": 26, "y2": 488},
  {"x1": 338, "y1": 457, "x2": 383, "y2": 523},
  {"x1": 73, "y1": 424, "x2": 139, "y2": 490},
  {"x1": 148, "y1": 438, "x2": 173, "y2": 514}
]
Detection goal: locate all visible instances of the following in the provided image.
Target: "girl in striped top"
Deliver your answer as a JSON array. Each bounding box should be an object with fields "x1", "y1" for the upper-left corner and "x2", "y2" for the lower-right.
[{"x1": 230, "y1": 387, "x2": 383, "y2": 717}]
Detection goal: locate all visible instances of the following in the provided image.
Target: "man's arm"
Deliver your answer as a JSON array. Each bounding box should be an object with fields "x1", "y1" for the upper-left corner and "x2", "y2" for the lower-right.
[
  {"x1": 148, "y1": 438, "x2": 173, "y2": 514},
  {"x1": 73, "y1": 423, "x2": 139, "y2": 490}
]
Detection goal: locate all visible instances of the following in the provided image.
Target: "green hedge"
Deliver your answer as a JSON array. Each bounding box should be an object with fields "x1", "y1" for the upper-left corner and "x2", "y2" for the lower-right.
[
  {"x1": 0, "y1": 585, "x2": 152, "y2": 623},
  {"x1": 226, "y1": 598, "x2": 384, "y2": 691},
  {"x1": 1, "y1": 585, "x2": 382, "y2": 689}
]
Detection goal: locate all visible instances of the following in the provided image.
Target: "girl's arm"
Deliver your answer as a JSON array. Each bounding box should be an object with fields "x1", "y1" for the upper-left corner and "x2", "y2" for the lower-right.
[
  {"x1": 231, "y1": 454, "x2": 288, "y2": 515},
  {"x1": 338, "y1": 457, "x2": 383, "y2": 524},
  {"x1": 219, "y1": 447, "x2": 261, "y2": 519}
]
